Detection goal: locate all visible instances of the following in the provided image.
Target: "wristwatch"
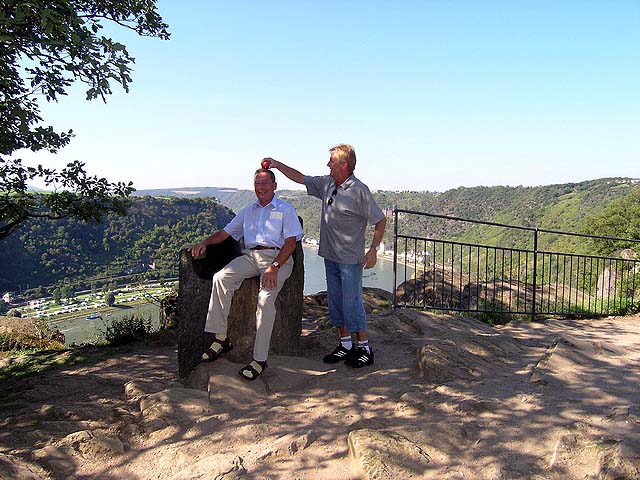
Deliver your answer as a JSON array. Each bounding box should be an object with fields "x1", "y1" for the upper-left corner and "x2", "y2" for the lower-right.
[{"x1": 272, "y1": 261, "x2": 281, "y2": 269}]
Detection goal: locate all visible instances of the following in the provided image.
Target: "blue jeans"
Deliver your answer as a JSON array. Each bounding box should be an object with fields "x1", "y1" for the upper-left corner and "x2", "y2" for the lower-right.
[{"x1": 324, "y1": 259, "x2": 367, "y2": 333}]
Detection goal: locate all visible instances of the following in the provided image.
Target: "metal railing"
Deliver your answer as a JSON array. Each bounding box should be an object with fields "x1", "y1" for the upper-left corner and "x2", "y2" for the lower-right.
[{"x1": 392, "y1": 208, "x2": 640, "y2": 319}]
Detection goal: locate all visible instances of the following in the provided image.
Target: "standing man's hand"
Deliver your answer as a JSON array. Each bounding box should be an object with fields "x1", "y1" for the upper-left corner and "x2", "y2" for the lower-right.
[
  {"x1": 364, "y1": 247, "x2": 378, "y2": 269},
  {"x1": 261, "y1": 157, "x2": 279, "y2": 169},
  {"x1": 260, "y1": 157, "x2": 306, "y2": 184},
  {"x1": 261, "y1": 264, "x2": 279, "y2": 289}
]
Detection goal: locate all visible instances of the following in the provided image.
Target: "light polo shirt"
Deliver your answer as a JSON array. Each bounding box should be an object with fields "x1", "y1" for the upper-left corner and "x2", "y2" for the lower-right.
[
  {"x1": 305, "y1": 174, "x2": 384, "y2": 264},
  {"x1": 223, "y1": 194, "x2": 303, "y2": 249}
]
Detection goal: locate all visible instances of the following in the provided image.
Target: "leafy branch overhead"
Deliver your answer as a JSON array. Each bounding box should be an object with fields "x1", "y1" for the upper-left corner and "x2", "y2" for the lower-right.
[{"x1": 0, "y1": 0, "x2": 170, "y2": 240}]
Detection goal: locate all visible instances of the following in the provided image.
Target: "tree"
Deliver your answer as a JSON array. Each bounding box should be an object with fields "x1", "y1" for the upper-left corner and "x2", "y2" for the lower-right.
[
  {"x1": 1, "y1": 1, "x2": 170, "y2": 240},
  {"x1": 105, "y1": 291, "x2": 115, "y2": 306},
  {"x1": 52, "y1": 287, "x2": 62, "y2": 304},
  {"x1": 583, "y1": 190, "x2": 640, "y2": 255},
  {"x1": 61, "y1": 284, "x2": 74, "y2": 299}
]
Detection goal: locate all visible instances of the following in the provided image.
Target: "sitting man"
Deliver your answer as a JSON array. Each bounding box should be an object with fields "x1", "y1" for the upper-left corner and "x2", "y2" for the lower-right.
[{"x1": 190, "y1": 168, "x2": 303, "y2": 380}]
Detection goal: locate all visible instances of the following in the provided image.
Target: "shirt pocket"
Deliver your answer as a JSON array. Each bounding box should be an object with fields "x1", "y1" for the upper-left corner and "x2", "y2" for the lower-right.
[{"x1": 263, "y1": 212, "x2": 284, "y2": 240}]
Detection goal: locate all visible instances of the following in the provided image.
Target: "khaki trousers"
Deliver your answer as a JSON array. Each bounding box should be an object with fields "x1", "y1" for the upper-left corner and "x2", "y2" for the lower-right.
[{"x1": 204, "y1": 249, "x2": 294, "y2": 361}]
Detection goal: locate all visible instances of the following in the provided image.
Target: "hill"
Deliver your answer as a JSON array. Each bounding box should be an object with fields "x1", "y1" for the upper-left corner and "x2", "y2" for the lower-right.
[
  {"x1": 0, "y1": 196, "x2": 235, "y2": 293},
  {"x1": 2, "y1": 178, "x2": 638, "y2": 295},
  {"x1": 139, "y1": 177, "x2": 640, "y2": 253}
]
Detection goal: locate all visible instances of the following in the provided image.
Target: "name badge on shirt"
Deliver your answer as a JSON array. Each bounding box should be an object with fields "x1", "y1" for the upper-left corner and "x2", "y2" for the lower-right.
[{"x1": 270, "y1": 211, "x2": 283, "y2": 220}]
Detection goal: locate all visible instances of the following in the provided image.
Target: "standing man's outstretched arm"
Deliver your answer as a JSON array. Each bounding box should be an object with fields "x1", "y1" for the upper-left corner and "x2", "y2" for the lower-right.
[{"x1": 261, "y1": 158, "x2": 306, "y2": 184}]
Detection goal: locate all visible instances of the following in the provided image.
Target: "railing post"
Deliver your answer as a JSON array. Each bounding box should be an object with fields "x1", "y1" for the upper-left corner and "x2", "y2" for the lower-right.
[
  {"x1": 531, "y1": 228, "x2": 538, "y2": 321},
  {"x1": 392, "y1": 206, "x2": 398, "y2": 309}
]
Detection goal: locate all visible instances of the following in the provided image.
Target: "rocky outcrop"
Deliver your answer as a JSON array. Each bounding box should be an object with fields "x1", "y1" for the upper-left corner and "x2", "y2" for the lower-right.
[{"x1": 348, "y1": 428, "x2": 430, "y2": 480}]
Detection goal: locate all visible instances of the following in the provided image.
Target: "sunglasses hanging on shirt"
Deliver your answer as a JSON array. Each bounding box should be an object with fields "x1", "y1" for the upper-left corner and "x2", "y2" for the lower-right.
[{"x1": 327, "y1": 188, "x2": 338, "y2": 206}]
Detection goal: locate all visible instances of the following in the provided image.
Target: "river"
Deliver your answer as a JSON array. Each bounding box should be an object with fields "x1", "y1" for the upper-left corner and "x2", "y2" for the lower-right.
[{"x1": 55, "y1": 246, "x2": 413, "y2": 345}]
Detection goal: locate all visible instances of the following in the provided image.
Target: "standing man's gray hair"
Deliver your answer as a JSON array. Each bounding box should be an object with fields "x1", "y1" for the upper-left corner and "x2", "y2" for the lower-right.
[{"x1": 330, "y1": 144, "x2": 357, "y2": 173}]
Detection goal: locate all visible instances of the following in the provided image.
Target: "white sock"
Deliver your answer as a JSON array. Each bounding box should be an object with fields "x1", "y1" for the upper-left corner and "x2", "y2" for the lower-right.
[
  {"x1": 340, "y1": 336, "x2": 353, "y2": 350},
  {"x1": 358, "y1": 340, "x2": 370, "y2": 353}
]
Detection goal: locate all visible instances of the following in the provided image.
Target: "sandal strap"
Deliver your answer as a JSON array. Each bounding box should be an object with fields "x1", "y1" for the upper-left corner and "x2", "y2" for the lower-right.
[
  {"x1": 202, "y1": 337, "x2": 231, "y2": 361},
  {"x1": 209, "y1": 338, "x2": 227, "y2": 354}
]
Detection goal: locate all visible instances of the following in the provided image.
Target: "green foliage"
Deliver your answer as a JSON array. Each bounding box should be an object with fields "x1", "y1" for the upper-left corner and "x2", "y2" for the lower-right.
[
  {"x1": 1, "y1": 1, "x2": 170, "y2": 240},
  {"x1": 0, "y1": 195, "x2": 235, "y2": 292},
  {"x1": 583, "y1": 189, "x2": 640, "y2": 256},
  {"x1": 186, "y1": 178, "x2": 640, "y2": 255},
  {"x1": 101, "y1": 314, "x2": 153, "y2": 346},
  {"x1": 105, "y1": 291, "x2": 115, "y2": 306}
]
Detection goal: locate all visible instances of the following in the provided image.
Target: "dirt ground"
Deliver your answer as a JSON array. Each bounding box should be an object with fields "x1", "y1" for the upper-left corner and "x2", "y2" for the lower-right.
[{"x1": 1, "y1": 291, "x2": 639, "y2": 479}]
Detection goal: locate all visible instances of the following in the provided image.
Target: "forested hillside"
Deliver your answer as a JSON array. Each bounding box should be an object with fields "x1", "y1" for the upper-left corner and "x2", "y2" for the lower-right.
[
  {"x1": 0, "y1": 196, "x2": 234, "y2": 293},
  {"x1": 2, "y1": 178, "x2": 638, "y2": 295},
  {"x1": 142, "y1": 178, "x2": 640, "y2": 254}
]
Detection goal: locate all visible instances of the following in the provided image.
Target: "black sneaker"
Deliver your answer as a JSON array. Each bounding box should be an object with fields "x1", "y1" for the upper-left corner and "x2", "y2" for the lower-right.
[
  {"x1": 345, "y1": 346, "x2": 374, "y2": 368},
  {"x1": 323, "y1": 344, "x2": 355, "y2": 364}
]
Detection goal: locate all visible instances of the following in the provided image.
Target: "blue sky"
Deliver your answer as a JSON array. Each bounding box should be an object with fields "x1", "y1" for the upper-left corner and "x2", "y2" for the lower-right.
[{"x1": 23, "y1": 0, "x2": 640, "y2": 192}]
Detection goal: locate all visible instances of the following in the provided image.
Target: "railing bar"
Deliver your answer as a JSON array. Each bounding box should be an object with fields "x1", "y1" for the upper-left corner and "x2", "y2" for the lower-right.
[
  {"x1": 485, "y1": 246, "x2": 489, "y2": 312},
  {"x1": 441, "y1": 241, "x2": 445, "y2": 309},
  {"x1": 586, "y1": 256, "x2": 591, "y2": 314},
  {"x1": 393, "y1": 208, "x2": 398, "y2": 308},
  {"x1": 422, "y1": 239, "x2": 427, "y2": 309},
  {"x1": 450, "y1": 242, "x2": 455, "y2": 308},
  {"x1": 404, "y1": 237, "x2": 409, "y2": 307},
  {"x1": 413, "y1": 238, "x2": 418, "y2": 304},
  {"x1": 467, "y1": 244, "x2": 472, "y2": 311},
  {"x1": 632, "y1": 260, "x2": 638, "y2": 309},
  {"x1": 568, "y1": 255, "x2": 573, "y2": 313},
  {"x1": 608, "y1": 257, "x2": 614, "y2": 314},
  {"x1": 433, "y1": 239, "x2": 437, "y2": 309},
  {"x1": 523, "y1": 251, "x2": 528, "y2": 313},
  {"x1": 561, "y1": 254, "x2": 567, "y2": 314},
  {"x1": 587, "y1": 256, "x2": 593, "y2": 314},
  {"x1": 592, "y1": 256, "x2": 599, "y2": 315},
  {"x1": 492, "y1": 247, "x2": 498, "y2": 308},
  {"x1": 612, "y1": 259, "x2": 618, "y2": 312},
  {"x1": 501, "y1": 249, "x2": 505, "y2": 313},
  {"x1": 538, "y1": 252, "x2": 546, "y2": 313},
  {"x1": 554, "y1": 254, "x2": 559, "y2": 314},
  {"x1": 549, "y1": 253, "x2": 554, "y2": 314},
  {"x1": 616, "y1": 260, "x2": 623, "y2": 312},
  {"x1": 516, "y1": 250, "x2": 521, "y2": 312},
  {"x1": 459, "y1": 243, "x2": 464, "y2": 308}
]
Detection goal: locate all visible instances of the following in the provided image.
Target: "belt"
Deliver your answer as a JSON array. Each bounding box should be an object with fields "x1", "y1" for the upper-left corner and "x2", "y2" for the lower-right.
[{"x1": 250, "y1": 246, "x2": 280, "y2": 251}]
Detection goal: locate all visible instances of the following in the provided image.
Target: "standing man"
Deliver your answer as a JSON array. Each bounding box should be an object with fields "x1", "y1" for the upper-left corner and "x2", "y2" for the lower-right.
[
  {"x1": 262, "y1": 144, "x2": 386, "y2": 368},
  {"x1": 190, "y1": 169, "x2": 303, "y2": 381}
]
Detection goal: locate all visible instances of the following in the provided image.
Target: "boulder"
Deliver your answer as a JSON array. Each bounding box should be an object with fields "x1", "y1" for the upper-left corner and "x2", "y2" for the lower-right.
[{"x1": 348, "y1": 428, "x2": 430, "y2": 480}]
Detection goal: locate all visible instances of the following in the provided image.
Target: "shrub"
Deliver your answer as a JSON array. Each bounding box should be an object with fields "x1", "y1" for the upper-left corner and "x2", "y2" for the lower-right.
[
  {"x1": 101, "y1": 314, "x2": 153, "y2": 346},
  {"x1": 0, "y1": 318, "x2": 65, "y2": 352}
]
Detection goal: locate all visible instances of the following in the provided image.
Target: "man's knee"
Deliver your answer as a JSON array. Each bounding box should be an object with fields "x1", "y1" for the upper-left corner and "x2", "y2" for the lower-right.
[{"x1": 257, "y1": 288, "x2": 278, "y2": 306}]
